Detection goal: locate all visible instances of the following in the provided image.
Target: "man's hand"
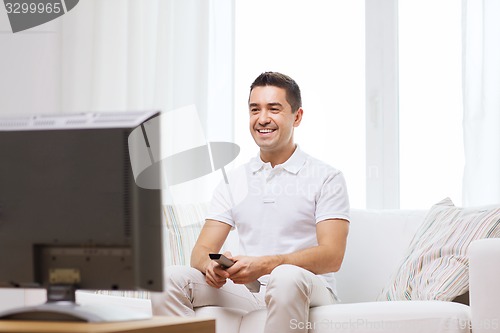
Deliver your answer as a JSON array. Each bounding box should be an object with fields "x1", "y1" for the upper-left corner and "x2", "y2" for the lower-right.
[
  {"x1": 204, "y1": 251, "x2": 233, "y2": 288},
  {"x1": 204, "y1": 259, "x2": 230, "y2": 288},
  {"x1": 226, "y1": 255, "x2": 274, "y2": 284},
  {"x1": 224, "y1": 219, "x2": 349, "y2": 285},
  {"x1": 190, "y1": 220, "x2": 232, "y2": 288}
]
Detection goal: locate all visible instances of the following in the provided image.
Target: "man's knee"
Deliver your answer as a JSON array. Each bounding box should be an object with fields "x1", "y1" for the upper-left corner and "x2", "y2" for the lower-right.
[
  {"x1": 151, "y1": 265, "x2": 202, "y2": 316},
  {"x1": 164, "y1": 265, "x2": 203, "y2": 287},
  {"x1": 268, "y1": 264, "x2": 308, "y2": 284},
  {"x1": 266, "y1": 265, "x2": 310, "y2": 301}
]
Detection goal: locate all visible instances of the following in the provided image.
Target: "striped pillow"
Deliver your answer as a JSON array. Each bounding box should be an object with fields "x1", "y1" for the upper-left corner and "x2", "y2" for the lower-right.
[
  {"x1": 163, "y1": 202, "x2": 209, "y2": 266},
  {"x1": 378, "y1": 198, "x2": 500, "y2": 301}
]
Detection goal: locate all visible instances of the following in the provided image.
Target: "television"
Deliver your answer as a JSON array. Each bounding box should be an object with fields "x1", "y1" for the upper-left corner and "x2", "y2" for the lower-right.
[{"x1": 0, "y1": 111, "x2": 163, "y2": 322}]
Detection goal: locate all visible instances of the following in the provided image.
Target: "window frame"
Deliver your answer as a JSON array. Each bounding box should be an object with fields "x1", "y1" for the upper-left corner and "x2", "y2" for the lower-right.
[{"x1": 365, "y1": 0, "x2": 400, "y2": 209}]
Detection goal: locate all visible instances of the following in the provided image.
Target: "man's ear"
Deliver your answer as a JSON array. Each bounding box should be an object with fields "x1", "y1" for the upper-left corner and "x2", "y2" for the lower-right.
[{"x1": 293, "y1": 108, "x2": 303, "y2": 127}]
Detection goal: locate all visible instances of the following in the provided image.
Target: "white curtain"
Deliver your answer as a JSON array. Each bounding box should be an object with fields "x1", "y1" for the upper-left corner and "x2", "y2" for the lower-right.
[
  {"x1": 59, "y1": 0, "x2": 235, "y2": 203},
  {"x1": 462, "y1": 0, "x2": 500, "y2": 206},
  {"x1": 60, "y1": 0, "x2": 233, "y2": 137}
]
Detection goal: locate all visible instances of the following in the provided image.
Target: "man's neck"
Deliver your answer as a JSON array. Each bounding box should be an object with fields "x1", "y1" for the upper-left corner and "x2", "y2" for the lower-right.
[{"x1": 260, "y1": 144, "x2": 297, "y2": 168}]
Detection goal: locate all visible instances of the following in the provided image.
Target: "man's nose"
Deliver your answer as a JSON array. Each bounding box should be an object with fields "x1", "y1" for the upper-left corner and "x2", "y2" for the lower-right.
[{"x1": 258, "y1": 110, "x2": 271, "y2": 124}]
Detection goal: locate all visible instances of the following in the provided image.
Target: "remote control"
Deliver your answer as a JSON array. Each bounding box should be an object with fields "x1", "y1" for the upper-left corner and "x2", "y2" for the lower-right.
[
  {"x1": 209, "y1": 253, "x2": 235, "y2": 268},
  {"x1": 209, "y1": 253, "x2": 261, "y2": 293}
]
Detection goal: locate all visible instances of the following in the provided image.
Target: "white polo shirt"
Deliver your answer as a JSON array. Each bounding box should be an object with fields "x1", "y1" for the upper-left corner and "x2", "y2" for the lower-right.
[{"x1": 206, "y1": 146, "x2": 350, "y2": 291}]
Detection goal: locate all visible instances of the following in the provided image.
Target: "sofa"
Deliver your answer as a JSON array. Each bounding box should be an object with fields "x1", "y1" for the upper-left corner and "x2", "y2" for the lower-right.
[
  {"x1": 157, "y1": 201, "x2": 500, "y2": 333},
  {"x1": 1, "y1": 202, "x2": 499, "y2": 333}
]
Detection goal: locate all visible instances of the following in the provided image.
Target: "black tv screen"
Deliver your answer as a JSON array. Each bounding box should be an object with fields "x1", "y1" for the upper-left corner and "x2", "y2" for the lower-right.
[{"x1": 0, "y1": 111, "x2": 163, "y2": 292}]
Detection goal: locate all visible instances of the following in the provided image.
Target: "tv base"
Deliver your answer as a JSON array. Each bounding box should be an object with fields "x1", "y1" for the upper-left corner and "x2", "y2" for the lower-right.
[
  {"x1": 0, "y1": 302, "x2": 152, "y2": 322},
  {"x1": 0, "y1": 285, "x2": 151, "y2": 322}
]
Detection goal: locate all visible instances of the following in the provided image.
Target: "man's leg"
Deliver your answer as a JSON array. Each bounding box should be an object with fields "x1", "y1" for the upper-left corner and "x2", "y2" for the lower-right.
[
  {"x1": 151, "y1": 265, "x2": 265, "y2": 317},
  {"x1": 264, "y1": 264, "x2": 338, "y2": 333}
]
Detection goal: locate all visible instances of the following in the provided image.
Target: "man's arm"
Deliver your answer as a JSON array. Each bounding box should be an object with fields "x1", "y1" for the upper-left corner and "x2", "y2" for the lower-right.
[
  {"x1": 190, "y1": 219, "x2": 232, "y2": 288},
  {"x1": 226, "y1": 218, "x2": 349, "y2": 284},
  {"x1": 274, "y1": 218, "x2": 349, "y2": 273}
]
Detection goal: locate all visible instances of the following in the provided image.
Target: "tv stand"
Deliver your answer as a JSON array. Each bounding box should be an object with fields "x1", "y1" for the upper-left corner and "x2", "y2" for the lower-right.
[{"x1": 0, "y1": 285, "x2": 151, "y2": 322}]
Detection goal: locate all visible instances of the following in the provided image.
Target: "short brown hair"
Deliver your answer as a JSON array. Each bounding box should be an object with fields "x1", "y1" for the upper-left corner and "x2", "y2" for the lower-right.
[{"x1": 250, "y1": 72, "x2": 302, "y2": 113}]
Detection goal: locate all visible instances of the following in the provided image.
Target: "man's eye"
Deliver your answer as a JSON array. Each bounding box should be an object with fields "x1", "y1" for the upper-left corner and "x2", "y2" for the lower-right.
[{"x1": 250, "y1": 109, "x2": 259, "y2": 113}]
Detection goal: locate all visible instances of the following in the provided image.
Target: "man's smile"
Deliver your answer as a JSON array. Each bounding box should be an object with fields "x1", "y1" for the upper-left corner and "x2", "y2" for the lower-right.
[{"x1": 256, "y1": 128, "x2": 276, "y2": 135}]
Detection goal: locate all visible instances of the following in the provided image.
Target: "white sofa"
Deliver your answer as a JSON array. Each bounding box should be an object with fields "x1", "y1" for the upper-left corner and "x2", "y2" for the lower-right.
[
  {"x1": 1, "y1": 208, "x2": 499, "y2": 333},
  {"x1": 189, "y1": 208, "x2": 500, "y2": 333}
]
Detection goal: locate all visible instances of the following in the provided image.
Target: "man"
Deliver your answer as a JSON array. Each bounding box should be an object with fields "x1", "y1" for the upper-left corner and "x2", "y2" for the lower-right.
[{"x1": 152, "y1": 72, "x2": 350, "y2": 333}]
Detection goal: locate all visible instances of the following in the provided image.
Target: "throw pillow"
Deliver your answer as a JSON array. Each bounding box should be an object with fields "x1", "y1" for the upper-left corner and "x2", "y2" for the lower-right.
[
  {"x1": 163, "y1": 202, "x2": 208, "y2": 266},
  {"x1": 378, "y1": 197, "x2": 500, "y2": 301}
]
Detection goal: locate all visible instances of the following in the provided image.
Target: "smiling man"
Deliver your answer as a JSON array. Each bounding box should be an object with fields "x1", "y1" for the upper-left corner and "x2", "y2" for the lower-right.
[
  {"x1": 152, "y1": 72, "x2": 350, "y2": 333},
  {"x1": 249, "y1": 80, "x2": 301, "y2": 166}
]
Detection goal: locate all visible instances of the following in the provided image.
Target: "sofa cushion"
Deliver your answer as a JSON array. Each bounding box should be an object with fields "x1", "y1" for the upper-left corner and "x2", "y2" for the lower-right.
[
  {"x1": 378, "y1": 198, "x2": 500, "y2": 301},
  {"x1": 336, "y1": 209, "x2": 427, "y2": 303},
  {"x1": 234, "y1": 301, "x2": 470, "y2": 333}
]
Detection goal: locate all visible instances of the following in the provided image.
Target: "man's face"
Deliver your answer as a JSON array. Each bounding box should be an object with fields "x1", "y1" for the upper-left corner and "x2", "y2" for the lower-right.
[{"x1": 248, "y1": 85, "x2": 302, "y2": 154}]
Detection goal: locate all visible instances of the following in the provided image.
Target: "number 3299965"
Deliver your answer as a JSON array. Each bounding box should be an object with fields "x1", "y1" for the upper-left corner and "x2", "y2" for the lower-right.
[{"x1": 5, "y1": 2, "x2": 62, "y2": 14}]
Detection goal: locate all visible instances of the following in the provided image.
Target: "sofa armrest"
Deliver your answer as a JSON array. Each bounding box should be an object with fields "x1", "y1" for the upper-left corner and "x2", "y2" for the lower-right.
[{"x1": 469, "y1": 238, "x2": 500, "y2": 333}]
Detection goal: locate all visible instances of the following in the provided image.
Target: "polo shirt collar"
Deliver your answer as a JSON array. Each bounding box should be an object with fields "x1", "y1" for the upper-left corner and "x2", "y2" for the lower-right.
[{"x1": 249, "y1": 146, "x2": 307, "y2": 175}]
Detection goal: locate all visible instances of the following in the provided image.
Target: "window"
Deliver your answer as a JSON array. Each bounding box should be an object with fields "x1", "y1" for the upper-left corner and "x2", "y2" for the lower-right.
[
  {"x1": 234, "y1": 0, "x2": 366, "y2": 208},
  {"x1": 399, "y1": 0, "x2": 463, "y2": 208},
  {"x1": 234, "y1": 0, "x2": 464, "y2": 209}
]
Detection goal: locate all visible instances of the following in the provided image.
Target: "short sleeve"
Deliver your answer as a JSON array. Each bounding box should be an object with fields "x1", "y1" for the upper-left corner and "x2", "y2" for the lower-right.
[
  {"x1": 315, "y1": 170, "x2": 350, "y2": 223},
  {"x1": 206, "y1": 179, "x2": 235, "y2": 227}
]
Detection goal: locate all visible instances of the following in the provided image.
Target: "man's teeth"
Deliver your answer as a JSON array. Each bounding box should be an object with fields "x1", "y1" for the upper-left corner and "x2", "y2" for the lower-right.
[{"x1": 258, "y1": 129, "x2": 274, "y2": 133}]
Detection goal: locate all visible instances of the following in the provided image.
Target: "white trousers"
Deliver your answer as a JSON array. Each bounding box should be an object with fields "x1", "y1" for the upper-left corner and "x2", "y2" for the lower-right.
[{"x1": 151, "y1": 264, "x2": 338, "y2": 333}]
